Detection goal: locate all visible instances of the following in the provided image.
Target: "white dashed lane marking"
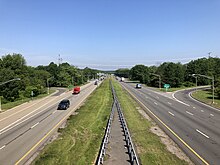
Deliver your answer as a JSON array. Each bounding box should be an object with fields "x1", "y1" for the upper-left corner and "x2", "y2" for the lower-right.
[
  {"x1": 154, "y1": 102, "x2": 158, "y2": 105},
  {"x1": 168, "y1": 111, "x2": 175, "y2": 116},
  {"x1": 31, "y1": 122, "x2": 39, "y2": 129},
  {"x1": 201, "y1": 110, "x2": 204, "y2": 112},
  {"x1": 186, "y1": 111, "x2": 194, "y2": 116},
  {"x1": 196, "y1": 129, "x2": 210, "y2": 139},
  {"x1": 210, "y1": 114, "x2": 214, "y2": 117},
  {"x1": 168, "y1": 102, "x2": 172, "y2": 105},
  {"x1": 0, "y1": 145, "x2": 5, "y2": 150}
]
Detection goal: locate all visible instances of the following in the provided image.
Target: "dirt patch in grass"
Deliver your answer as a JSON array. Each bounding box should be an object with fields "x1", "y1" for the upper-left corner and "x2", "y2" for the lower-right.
[{"x1": 138, "y1": 109, "x2": 193, "y2": 165}]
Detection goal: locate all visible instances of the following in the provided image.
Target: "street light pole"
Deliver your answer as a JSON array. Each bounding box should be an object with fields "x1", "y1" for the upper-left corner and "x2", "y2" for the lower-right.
[
  {"x1": 150, "y1": 73, "x2": 161, "y2": 90},
  {"x1": 47, "y1": 77, "x2": 53, "y2": 95},
  {"x1": 190, "y1": 74, "x2": 197, "y2": 90},
  {"x1": 47, "y1": 78, "x2": 49, "y2": 94},
  {"x1": 192, "y1": 74, "x2": 214, "y2": 104},
  {"x1": 0, "y1": 78, "x2": 21, "y2": 111}
]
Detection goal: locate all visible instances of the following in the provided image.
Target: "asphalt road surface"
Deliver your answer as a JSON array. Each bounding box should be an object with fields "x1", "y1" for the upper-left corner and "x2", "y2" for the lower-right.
[
  {"x1": 0, "y1": 81, "x2": 97, "y2": 165},
  {"x1": 121, "y1": 82, "x2": 220, "y2": 165}
]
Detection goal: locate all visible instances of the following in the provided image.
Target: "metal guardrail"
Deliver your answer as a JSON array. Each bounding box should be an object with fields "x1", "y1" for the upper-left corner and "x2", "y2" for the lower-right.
[
  {"x1": 96, "y1": 81, "x2": 140, "y2": 165},
  {"x1": 96, "y1": 99, "x2": 115, "y2": 164}
]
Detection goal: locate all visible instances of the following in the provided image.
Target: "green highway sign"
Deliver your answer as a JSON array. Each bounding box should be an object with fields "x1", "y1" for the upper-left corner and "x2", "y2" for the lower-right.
[{"x1": 164, "y1": 84, "x2": 170, "y2": 88}]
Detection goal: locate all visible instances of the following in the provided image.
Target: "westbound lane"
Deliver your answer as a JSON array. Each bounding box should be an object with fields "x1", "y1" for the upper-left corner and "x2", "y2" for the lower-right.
[
  {"x1": 121, "y1": 82, "x2": 220, "y2": 165},
  {"x1": 0, "y1": 81, "x2": 97, "y2": 165},
  {"x1": 0, "y1": 82, "x2": 92, "y2": 131}
]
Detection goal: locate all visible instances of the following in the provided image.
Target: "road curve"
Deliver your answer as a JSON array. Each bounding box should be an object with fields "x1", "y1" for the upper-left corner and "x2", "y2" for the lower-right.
[{"x1": 121, "y1": 82, "x2": 220, "y2": 165}]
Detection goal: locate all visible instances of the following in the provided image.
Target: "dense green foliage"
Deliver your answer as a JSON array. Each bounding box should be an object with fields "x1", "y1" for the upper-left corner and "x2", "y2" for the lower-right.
[
  {"x1": 115, "y1": 68, "x2": 130, "y2": 78},
  {"x1": 126, "y1": 57, "x2": 220, "y2": 97},
  {"x1": 0, "y1": 54, "x2": 99, "y2": 104}
]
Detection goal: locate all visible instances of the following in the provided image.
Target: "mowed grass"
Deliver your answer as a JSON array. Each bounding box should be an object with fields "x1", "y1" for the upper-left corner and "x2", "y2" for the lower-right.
[
  {"x1": 112, "y1": 80, "x2": 188, "y2": 165},
  {"x1": 33, "y1": 80, "x2": 112, "y2": 165},
  {"x1": 192, "y1": 89, "x2": 220, "y2": 109}
]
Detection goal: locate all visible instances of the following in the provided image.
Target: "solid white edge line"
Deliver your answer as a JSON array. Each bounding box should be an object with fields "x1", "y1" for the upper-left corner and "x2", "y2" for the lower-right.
[
  {"x1": 172, "y1": 93, "x2": 190, "y2": 106},
  {"x1": 189, "y1": 91, "x2": 220, "y2": 112},
  {"x1": 186, "y1": 111, "x2": 194, "y2": 116},
  {"x1": 31, "y1": 122, "x2": 39, "y2": 129},
  {"x1": 168, "y1": 111, "x2": 175, "y2": 116},
  {"x1": 0, "y1": 145, "x2": 5, "y2": 150},
  {"x1": 196, "y1": 129, "x2": 210, "y2": 139}
]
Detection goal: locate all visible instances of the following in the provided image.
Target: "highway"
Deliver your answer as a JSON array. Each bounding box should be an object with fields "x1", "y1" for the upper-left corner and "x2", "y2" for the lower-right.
[
  {"x1": 0, "y1": 81, "x2": 97, "y2": 165},
  {"x1": 121, "y1": 82, "x2": 220, "y2": 165}
]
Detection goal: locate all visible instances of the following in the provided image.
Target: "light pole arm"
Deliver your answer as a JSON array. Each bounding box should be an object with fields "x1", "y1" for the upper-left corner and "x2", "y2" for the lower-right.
[
  {"x1": 0, "y1": 78, "x2": 21, "y2": 111},
  {"x1": 0, "y1": 78, "x2": 21, "y2": 86},
  {"x1": 192, "y1": 74, "x2": 214, "y2": 103}
]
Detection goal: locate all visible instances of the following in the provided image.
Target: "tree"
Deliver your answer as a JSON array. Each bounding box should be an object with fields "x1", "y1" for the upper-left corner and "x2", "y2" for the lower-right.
[
  {"x1": 115, "y1": 68, "x2": 130, "y2": 78},
  {"x1": 130, "y1": 65, "x2": 150, "y2": 84},
  {"x1": 157, "y1": 62, "x2": 185, "y2": 87}
]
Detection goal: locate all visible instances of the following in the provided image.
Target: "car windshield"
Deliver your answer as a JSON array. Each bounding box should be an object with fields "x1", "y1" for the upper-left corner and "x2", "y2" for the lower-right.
[{"x1": 60, "y1": 100, "x2": 68, "y2": 104}]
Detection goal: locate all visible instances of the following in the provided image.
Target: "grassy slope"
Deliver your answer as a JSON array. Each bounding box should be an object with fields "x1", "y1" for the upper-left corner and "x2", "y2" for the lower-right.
[
  {"x1": 192, "y1": 89, "x2": 220, "y2": 109},
  {"x1": 113, "y1": 80, "x2": 188, "y2": 165},
  {"x1": 33, "y1": 80, "x2": 112, "y2": 165}
]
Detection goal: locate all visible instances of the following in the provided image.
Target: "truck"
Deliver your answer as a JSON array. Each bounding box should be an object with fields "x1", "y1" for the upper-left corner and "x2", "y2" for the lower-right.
[
  {"x1": 120, "y1": 77, "x2": 125, "y2": 82},
  {"x1": 73, "y1": 86, "x2": 80, "y2": 94}
]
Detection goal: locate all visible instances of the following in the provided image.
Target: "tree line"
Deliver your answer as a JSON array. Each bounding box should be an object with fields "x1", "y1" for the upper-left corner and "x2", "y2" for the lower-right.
[
  {"x1": 115, "y1": 57, "x2": 220, "y2": 98},
  {"x1": 0, "y1": 54, "x2": 99, "y2": 104}
]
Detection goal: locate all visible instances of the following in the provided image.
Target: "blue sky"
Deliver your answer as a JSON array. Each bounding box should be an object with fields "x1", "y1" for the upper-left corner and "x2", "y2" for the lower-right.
[{"x1": 0, "y1": 0, "x2": 220, "y2": 70}]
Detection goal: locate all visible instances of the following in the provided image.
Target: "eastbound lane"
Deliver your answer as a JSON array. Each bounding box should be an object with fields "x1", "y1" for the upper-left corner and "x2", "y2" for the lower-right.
[
  {"x1": 0, "y1": 81, "x2": 97, "y2": 165},
  {"x1": 121, "y1": 82, "x2": 220, "y2": 165}
]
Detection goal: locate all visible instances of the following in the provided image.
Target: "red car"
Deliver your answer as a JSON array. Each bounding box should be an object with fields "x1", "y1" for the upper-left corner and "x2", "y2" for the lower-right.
[{"x1": 73, "y1": 86, "x2": 80, "y2": 94}]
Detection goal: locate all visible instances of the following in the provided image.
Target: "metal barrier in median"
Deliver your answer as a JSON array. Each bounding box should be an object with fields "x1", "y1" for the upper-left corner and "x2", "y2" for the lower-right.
[
  {"x1": 96, "y1": 100, "x2": 115, "y2": 165},
  {"x1": 96, "y1": 81, "x2": 140, "y2": 165}
]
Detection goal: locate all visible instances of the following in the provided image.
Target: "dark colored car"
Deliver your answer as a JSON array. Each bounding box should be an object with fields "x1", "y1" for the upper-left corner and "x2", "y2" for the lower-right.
[
  {"x1": 58, "y1": 99, "x2": 70, "y2": 110},
  {"x1": 136, "y1": 84, "x2": 142, "y2": 88}
]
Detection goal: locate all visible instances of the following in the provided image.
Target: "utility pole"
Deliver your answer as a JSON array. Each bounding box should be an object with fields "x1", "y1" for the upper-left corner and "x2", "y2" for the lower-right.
[
  {"x1": 58, "y1": 54, "x2": 63, "y2": 66},
  {"x1": 192, "y1": 74, "x2": 214, "y2": 104},
  {"x1": 150, "y1": 73, "x2": 161, "y2": 90}
]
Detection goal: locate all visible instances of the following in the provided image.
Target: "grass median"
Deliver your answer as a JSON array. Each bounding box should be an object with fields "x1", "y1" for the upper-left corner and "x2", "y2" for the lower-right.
[
  {"x1": 112, "y1": 80, "x2": 188, "y2": 165},
  {"x1": 33, "y1": 79, "x2": 112, "y2": 165}
]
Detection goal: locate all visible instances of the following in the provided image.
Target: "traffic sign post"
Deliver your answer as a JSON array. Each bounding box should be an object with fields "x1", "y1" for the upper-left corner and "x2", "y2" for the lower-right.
[
  {"x1": 31, "y1": 91, "x2": 34, "y2": 100},
  {"x1": 164, "y1": 84, "x2": 170, "y2": 92}
]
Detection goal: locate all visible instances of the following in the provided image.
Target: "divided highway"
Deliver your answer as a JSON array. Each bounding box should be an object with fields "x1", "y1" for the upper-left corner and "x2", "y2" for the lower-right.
[
  {"x1": 121, "y1": 82, "x2": 220, "y2": 165},
  {"x1": 0, "y1": 81, "x2": 97, "y2": 165}
]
